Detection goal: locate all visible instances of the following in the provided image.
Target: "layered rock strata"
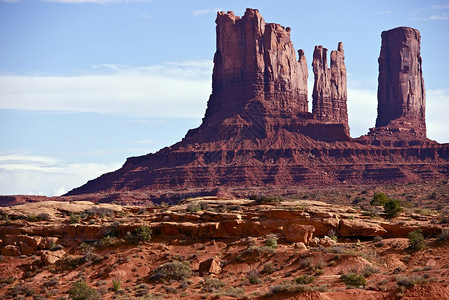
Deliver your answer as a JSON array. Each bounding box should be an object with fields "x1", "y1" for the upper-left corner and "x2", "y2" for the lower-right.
[{"x1": 375, "y1": 27, "x2": 426, "y2": 136}]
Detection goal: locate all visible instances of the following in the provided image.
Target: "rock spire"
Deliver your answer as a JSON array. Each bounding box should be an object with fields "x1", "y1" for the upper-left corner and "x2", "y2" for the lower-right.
[
  {"x1": 312, "y1": 42, "x2": 349, "y2": 136},
  {"x1": 375, "y1": 27, "x2": 426, "y2": 136}
]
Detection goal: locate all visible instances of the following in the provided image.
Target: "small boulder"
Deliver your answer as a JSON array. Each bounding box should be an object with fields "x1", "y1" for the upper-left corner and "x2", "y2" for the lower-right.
[
  {"x1": 293, "y1": 242, "x2": 307, "y2": 250},
  {"x1": 38, "y1": 237, "x2": 59, "y2": 250},
  {"x1": 1, "y1": 245, "x2": 20, "y2": 256},
  {"x1": 41, "y1": 249, "x2": 66, "y2": 265},
  {"x1": 283, "y1": 224, "x2": 315, "y2": 244},
  {"x1": 199, "y1": 258, "x2": 221, "y2": 276},
  {"x1": 19, "y1": 242, "x2": 35, "y2": 255}
]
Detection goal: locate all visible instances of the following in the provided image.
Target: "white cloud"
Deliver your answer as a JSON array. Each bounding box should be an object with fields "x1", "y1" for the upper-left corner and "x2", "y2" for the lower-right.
[
  {"x1": 0, "y1": 60, "x2": 212, "y2": 118},
  {"x1": 377, "y1": 11, "x2": 392, "y2": 15},
  {"x1": 192, "y1": 8, "x2": 221, "y2": 16},
  {"x1": 427, "y1": 13, "x2": 449, "y2": 20},
  {"x1": 426, "y1": 89, "x2": 449, "y2": 143},
  {"x1": 431, "y1": 4, "x2": 449, "y2": 10},
  {"x1": 410, "y1": 4, "x2": 449, "y2": 21},
  {"x1": 0, "y1": 153, "x2": 120, "y2": 196}
]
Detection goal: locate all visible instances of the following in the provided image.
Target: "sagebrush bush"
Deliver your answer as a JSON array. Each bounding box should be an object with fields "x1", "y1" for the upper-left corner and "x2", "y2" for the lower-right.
[
  {"x1": 247, "y1": 269, "x2": 260, "y2": 284},
  {"x1": 249, "y1": 194, "x2": 283, "y2": 204},
  {"x1": 68, "y1": 280, "x2": 100, "y2": 300},
  {"x1": 84, "y1": 207, "x2": 115, "y2": 218},
  {"x1": 266, "y1": 236, "x2": 278, "y2": 249},
  {"x1": 340, "y1": 273, "x2": 366, "y2": 287},
  {"x1": 437, "y1": 229, "x2": 449, "y2": 242},
  {"x1": 295, "y1": 274, "x2": 315, "y2": 284},
  {"x1": 96, "y1": 235, "x2": 121, "y2": 249},
  {"x1": 126, "y1": 225, "x2": 152, "y2": 243},
  {"x1": 150, "y1": 261, "x2": 192, "y2": 281},
  {"x1": 396, "y1": 274, "x2": 429, "y2": 288}
]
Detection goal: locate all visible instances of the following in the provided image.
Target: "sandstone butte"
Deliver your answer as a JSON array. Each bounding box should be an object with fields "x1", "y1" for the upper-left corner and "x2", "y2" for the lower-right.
[{"x1": 3, "y1": 8, "x2": 449, "y2": 207}]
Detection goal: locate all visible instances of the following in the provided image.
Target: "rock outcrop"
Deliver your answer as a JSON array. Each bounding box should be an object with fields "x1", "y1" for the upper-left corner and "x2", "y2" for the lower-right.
[
  {"x1": 375, "y1": 27, "x2": 426, "y2": 136},
  {"x1": 312, "y1": 42, "x2": 349, "y2": 136},
  {"x1": 63, "y1": 10, "x2": 449, "y2": 201}
]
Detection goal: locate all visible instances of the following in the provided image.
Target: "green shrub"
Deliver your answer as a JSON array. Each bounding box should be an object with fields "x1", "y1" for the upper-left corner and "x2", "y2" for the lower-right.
[
  {"x1": 269, "y1": 281, "x2": 327, "y2": 294},
  {"x1": 408, "y1": 229, "x2": 426, "y2": 251},
  {"x1": 340, "y1": 273, "x2": 366, "y2": 287},
  {"x1": 370, "y1": 193, "x2": 403, "y2": 218},
  {"x1": 370, "y1": 193, "x2": 388, "y2": 206},
  {"x1": 37, "y1": 212, "x2": 51, "y2": 221},
  {"x1": 126, "y1": 225, "x2": 152, "y2": 243},
  {"x1": 295, "y1": 274, "x2": 315, "y2": 284},
  {"x1": 396, "y1": 274, "x2": 429, "y2": 288},
  {"x1": 69, "y1": 213, "x2": 81, "y2": 224},
  {"x1": 249, "y1": 194, "x2": 283, "y2": 204},
  {"x1": 384, "y1": 198, "x2": 403, "y2": 218},
  {"x1": 247, "y1": 269, "x2": 260, "y2": 284},
  {"x1": 112, "y1": 279, "x2": 121, "y2": 292},
  {"x1": 362, "y1": 265, "x2": 380, "y2": 277},
  {"x1": 11, "y1": 284, "x2": 34, "y2": 297},
  {"x1": 150, "y1": 261, "x2": 192, "y2": 281},
  {"x1": 203, "y1": 278, "x2": 225, "y2": 292},
  {"x1": 68, "y1": 280, "x2": 100, "y2": 300},
  {"x1": 27, "y1": 214, "x2": 38, "y2": 222},
  {"x1": 96, "y1": 235, "x2": 121, "y2": 249},
  {"x1": 186, "y1": 202, "x2": 210, "y2": 212},
  {"x1": 266, "y1": 236, "x2": 278, "y2": 249},
  {"x1": 0, "y1": 277, "x2": 16, "y2": 285},
  {"x1": 261, "y1": 263, "x2": 276, "y2": 274},
  {"x1": 84, "y1": 207, "x2": 115, "y2": 218}
]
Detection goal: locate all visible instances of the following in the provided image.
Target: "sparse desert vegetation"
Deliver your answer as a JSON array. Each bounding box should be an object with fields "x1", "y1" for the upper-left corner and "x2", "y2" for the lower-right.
[{"x1": 0, "y1": 183, "x2": 448, "y2": 299}]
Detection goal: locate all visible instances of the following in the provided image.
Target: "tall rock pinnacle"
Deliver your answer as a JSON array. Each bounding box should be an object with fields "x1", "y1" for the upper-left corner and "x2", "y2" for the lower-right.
[
  {"x1": 204, "y1": 8, "x2": 309, "y2": 121},
  {"x1": 312, "y1": 43, "x2": 349, "y2": 136},
  {"x1": 375, "y1": 27, "x2": 426, "y2": 136}
]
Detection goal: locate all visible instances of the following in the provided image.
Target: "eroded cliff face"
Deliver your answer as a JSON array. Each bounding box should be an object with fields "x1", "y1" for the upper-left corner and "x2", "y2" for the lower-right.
[
  {"x1": 204, "y1": 9, "x2": 308, "y2": 121},
  {"x1": 312, "y1": 42, "x2": 349, "y2": 136},
  {"x1": 375, "y1": 27, "x2": 426, "y2": 136}
]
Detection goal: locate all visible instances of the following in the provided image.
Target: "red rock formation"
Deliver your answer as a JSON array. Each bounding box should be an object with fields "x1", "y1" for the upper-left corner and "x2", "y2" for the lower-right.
[
  {"x1": 204, "y1": 9, "x2": 308, "y2": 122},
  {"x1": 312, "y1": 43, "x2": 349, "y2": 136},
  {"x1": 375, "y1": 27, "x2": 426, "y2": 136},
  {"x1": 64, "y1": 11, "x2": 449, "y2": 201}
]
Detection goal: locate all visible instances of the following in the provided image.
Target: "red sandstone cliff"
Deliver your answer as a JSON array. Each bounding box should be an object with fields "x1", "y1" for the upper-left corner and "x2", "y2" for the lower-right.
[{"x1": 65, "y1": 9, "x2": 449, "y2": 200}]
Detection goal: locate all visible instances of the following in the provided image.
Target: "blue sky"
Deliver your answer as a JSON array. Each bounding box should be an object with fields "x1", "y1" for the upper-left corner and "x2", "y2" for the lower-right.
[{"x1": 0, "y1": 0, "x2": 448, "y2": 196}]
